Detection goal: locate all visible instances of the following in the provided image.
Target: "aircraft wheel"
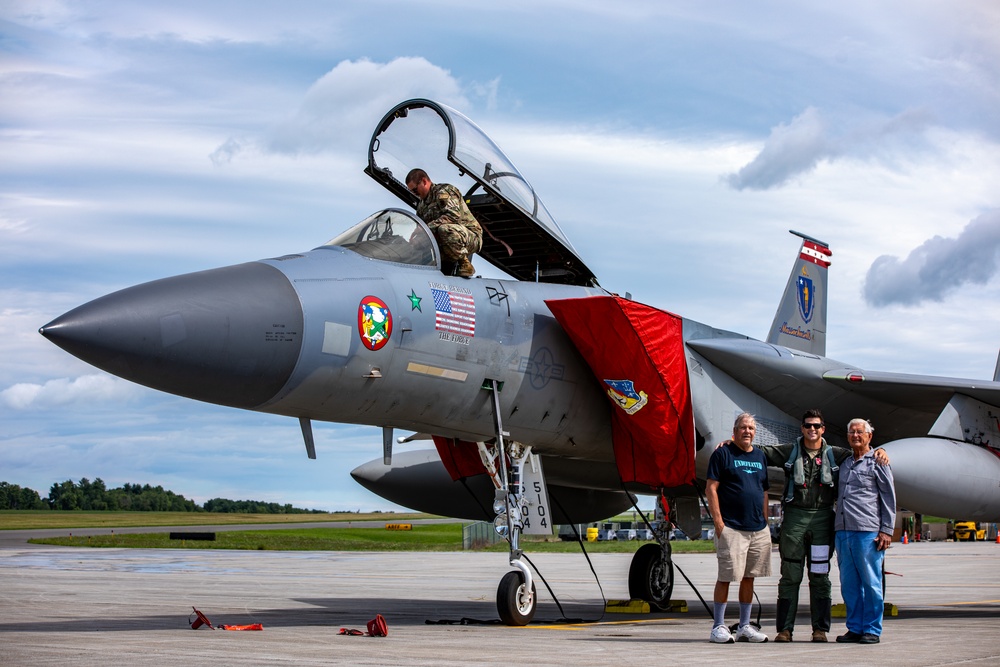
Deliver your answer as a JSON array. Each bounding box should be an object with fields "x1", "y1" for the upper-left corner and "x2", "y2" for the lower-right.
[
  {"x1": 628, "y1": 543, "x2": 674, "y2": 610},
  {"x1": 497, "y1": 570, "x2": 536, "y2": 626}
]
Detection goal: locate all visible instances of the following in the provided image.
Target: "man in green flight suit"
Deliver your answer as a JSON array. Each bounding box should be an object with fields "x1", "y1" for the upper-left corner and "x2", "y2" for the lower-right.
[
  {"x1": 405, "y1": 168, "x2": 483, "y2": 278},
  {"x1": 757, "y1": 409, "x2": 888, "y2": 643}
]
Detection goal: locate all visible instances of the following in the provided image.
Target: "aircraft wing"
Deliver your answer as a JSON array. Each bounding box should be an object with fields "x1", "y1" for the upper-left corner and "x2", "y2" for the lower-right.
[
  {"x1": 822, "y1": 369, "x2": 1000, "y2": 413},
  {"x1": 688, "y1": 335, "x2": 1000, "y2": 442}
]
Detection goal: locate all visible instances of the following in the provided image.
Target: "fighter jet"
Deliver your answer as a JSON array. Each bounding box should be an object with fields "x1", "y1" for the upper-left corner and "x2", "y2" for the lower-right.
[{"x1": 40, "y1": 99, "x2": 1000, "y2": 626}]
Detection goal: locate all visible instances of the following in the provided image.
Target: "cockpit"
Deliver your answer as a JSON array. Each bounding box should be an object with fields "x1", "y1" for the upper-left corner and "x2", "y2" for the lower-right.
[
  {"x1": 352, "y1": 99, "x2": 599, "y2": 286},
  {"x1": 323, "y1": 208, "x2": 438, "y2": 268}
]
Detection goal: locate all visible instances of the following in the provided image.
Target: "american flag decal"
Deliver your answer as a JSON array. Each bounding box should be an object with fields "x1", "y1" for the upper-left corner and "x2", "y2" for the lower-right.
[
  {"x1": 800, "y1": 240, "x2": 832, "y2": 268},
  {"x1": 432, "y1": 287, "x2": 476, "y2": 336}
]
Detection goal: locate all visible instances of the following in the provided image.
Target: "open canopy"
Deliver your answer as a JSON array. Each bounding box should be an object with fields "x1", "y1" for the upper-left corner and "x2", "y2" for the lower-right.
[{"x1": 365, "y1": 99, "x2": 598, "y2": 286}]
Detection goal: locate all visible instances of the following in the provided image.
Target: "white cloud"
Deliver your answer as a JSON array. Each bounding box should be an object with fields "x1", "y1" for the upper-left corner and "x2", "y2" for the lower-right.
[
  {"x1": 1, "y1": 374, "x2": 139, "y2": 410},
  {"x1": 0, "y1": 0, "x2": 344, "y2": 46},
  {"x1": 261, "y1": 57, "x2": 469, "y2": 156},
  {"x1": 724, "y1": 107, "x2": 937, "y2": 191},
  {"x1": 726, "y1": 107, "x2": 831, "y2": 190},
  {"x1": 863, "y1": 209, "x2": 1000, "y2": 306},
  {"x1": 4, "y1": 1, "x2": 1000, "y2": 510}
]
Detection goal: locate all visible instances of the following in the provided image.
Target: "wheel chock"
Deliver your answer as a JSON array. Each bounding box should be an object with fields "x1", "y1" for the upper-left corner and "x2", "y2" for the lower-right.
[
  {"x1": 605, "y1": 599, "x2": 651, "y2": 613},
  {"x1": 604, "y1": 599, "x2": 687, "y2": 614},
  {"x1": 832, "y1": 602, "x2": 897, "y2": 618}
]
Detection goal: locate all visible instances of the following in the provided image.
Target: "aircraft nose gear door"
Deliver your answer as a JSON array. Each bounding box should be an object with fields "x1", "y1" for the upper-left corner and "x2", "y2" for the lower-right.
[{"x1": 480, "y1": 378, "x2": 552, "y2": 626}]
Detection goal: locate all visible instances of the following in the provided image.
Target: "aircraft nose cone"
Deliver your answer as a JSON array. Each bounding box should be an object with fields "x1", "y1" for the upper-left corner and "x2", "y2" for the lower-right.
[{"x1": 40, "y1": 262, "x2": 303, "y2": 409}]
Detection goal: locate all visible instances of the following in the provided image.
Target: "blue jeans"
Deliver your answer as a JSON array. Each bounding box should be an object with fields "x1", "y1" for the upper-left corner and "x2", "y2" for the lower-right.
[{"x1": 835, "y1": 530, "x2": 885, "y2": 636}]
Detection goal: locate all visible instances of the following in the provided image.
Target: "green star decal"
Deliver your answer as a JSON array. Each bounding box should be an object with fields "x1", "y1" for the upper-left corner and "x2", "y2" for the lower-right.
[{"x1": 407, "y1": 289, "x2": 422, "y2": 312}]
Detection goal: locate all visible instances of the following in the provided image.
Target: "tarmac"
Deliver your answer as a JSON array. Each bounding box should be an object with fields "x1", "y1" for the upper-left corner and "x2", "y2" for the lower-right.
[{"x1": 1, "y1": 532, "x2": 998, "y2": 666}]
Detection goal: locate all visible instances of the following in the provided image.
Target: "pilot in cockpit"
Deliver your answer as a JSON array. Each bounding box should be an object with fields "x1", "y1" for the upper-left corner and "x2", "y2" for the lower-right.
[{"x1": 405, "y1": 168, "x2": 483, "y2": 278}]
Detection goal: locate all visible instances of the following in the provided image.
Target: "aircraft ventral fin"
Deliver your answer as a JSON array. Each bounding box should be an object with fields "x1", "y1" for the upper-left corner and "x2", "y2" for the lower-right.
[{"x1": 927, "y1": 394, "x2": 1000, "y2": 443}]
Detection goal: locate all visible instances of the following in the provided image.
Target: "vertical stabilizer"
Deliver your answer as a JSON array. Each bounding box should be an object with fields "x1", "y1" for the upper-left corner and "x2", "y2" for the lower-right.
[{"x1": 766, "y1": 230, "x2": 831, "y2": 357}]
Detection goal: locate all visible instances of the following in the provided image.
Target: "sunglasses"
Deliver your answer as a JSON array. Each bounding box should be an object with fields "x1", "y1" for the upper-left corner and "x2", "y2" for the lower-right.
[{"x1": 802, "y1": 423, "x2": 824, "y2": 429}]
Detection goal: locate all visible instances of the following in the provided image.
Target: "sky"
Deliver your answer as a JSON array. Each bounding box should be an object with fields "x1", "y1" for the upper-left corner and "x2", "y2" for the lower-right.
[{"x1": 2, "y1": 1, "x2": 1000, "y2": 511}]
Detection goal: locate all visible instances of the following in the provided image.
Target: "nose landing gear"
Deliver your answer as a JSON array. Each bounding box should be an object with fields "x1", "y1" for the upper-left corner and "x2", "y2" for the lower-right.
[
  {"x1": 497, "y1": 569, "x2": 537, "y2": 626},
  {"x1": 628, "y1": 542, "x2": 674, "y2": 610},
  {"x1": 482, "y1": 378, "x2": 540, "y2": 626}
]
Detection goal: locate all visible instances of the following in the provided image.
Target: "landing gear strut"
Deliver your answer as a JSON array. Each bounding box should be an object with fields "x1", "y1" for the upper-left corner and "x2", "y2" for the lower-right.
[{"x1": 482, "y1": 379, "x2": 537, "y2": 626}]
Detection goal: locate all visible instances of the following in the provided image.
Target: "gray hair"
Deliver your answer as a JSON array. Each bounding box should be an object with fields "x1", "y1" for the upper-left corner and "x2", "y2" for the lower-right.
[
  {"x1": 847, "y1": 418, "x2": 874, "y2": 434},
  {"x1": 734, "y1": 412, "x2": 756, "y2": 429}
]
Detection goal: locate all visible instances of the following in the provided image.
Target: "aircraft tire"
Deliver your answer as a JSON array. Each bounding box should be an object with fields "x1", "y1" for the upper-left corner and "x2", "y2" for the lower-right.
[
  {"x1": 628, "y1": 543, "x2": 674, "y2": 610},
  {"x1": 497, "y1": 570, "x2": 536, "y2": 626}
]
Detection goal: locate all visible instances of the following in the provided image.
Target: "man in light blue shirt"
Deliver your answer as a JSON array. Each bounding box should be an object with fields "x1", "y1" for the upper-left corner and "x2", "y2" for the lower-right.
[{"x1": 834, "y1": 418, "x2": 896, "y2": 645}]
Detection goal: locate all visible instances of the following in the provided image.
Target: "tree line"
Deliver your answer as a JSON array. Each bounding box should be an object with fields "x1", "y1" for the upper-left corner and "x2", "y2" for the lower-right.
[{"x1": 0, "y1": 479, "x2": 323, "y2": 513}]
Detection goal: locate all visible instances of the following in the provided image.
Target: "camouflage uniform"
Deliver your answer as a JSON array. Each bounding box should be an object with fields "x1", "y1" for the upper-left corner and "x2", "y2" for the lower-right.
[
  {"x1": 415, "y1": 183, "x2": 483, "y2": 265},
  {"x1": 759, "y1": 438, "x2": 851, "y2": 639}
]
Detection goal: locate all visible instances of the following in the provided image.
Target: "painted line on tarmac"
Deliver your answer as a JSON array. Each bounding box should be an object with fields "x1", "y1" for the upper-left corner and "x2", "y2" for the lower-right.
[{"x1": 522, "y1": 618, "x2": 683, "y2": 631}]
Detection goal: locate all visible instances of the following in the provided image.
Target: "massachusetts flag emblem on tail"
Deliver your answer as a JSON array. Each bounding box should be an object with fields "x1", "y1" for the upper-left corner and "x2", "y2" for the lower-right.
[
  {"x1": 432, "y1": 287, "x2": 476, "y2": 337},
  {"x1": 796, "y1": 272, "x2": 815, "y2": 323}
]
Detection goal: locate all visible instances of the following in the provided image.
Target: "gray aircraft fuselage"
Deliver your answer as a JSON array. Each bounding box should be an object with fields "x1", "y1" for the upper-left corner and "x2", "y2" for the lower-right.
[
  {"x1": 42, "y1": 239, "x2": 614, "y2": 466},
  {"x1": 43, "y1": 225, "x2": 1000, "y2": 523},
  {"x1": 40, "y1": 94, "x2": 1000, "y2": 524}
]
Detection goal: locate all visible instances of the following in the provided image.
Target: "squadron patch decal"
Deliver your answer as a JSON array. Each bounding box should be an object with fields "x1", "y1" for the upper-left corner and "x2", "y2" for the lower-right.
[
  {"x1": 603, "y1": 379, "x2": 648, "y2": 415},
  {"x1": 358, "y1": 295, "x2": 393, "y2": 351}
]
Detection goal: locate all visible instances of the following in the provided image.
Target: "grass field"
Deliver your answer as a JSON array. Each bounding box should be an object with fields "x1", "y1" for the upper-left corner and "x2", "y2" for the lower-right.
[
  {"x1": 0, "y1": 510, "x2": 430, "y2": 530},
  {"x1": 6, "y1": 510, "x2": 717, "y2": 553},
  {"x1": 29, "y1": 524, "x2": 717, "y2": 553}
]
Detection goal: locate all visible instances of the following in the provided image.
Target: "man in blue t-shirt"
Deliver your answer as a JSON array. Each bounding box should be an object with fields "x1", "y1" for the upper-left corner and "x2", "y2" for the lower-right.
[{"x1": 705, "y1": 412, "x2": 772, "y2": 644}]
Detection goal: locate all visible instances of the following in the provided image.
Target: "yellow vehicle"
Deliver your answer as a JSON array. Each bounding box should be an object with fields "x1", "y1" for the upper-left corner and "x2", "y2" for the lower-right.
[{"x1": 953, "y1": 521, "x2": 987, "y2": 541}]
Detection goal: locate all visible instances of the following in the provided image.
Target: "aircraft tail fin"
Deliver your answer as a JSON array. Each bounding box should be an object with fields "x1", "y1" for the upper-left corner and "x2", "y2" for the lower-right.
[{"x1": 766, "y1": 230, "x2": 831, "y2": 357}]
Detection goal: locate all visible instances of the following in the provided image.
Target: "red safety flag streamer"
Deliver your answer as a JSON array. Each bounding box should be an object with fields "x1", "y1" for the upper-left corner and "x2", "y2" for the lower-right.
[
  {"x1": 546, "y1": 296, "x2": 696, "y2": 489},
  {"x1": 190, "y1": 607, "x2": 263, "y2": 631},
  {"x1": 190, "y1": 607, "x2": 215, "y2": 630},
  {"x1": 340, "y1": 614, "x2": 388, "y2": 637}
]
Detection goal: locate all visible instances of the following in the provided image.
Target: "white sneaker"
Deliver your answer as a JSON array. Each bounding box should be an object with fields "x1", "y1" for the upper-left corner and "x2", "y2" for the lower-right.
[
  {"x1": 736, "y1": 624, "x2": 769, "y2": 643},
  {"x1": 710, "y1": 624, "x2": 735, "y2": 644}
]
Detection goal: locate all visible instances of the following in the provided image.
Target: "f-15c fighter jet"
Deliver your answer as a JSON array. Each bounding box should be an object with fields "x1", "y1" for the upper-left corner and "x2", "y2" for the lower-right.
[{"x1": 41, "y1": 99, "x2": 1000, "y2": 625}]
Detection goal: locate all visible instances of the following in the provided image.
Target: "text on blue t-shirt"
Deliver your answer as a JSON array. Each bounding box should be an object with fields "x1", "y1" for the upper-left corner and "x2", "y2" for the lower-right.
[{"x1": 707, "y1": 443, "x2": 770, "y2": 531}]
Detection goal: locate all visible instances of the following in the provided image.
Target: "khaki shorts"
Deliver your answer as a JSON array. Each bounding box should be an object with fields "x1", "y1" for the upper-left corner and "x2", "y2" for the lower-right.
[{"x1": 715, "y1": 526, "x2": 773, "y2": 582}]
